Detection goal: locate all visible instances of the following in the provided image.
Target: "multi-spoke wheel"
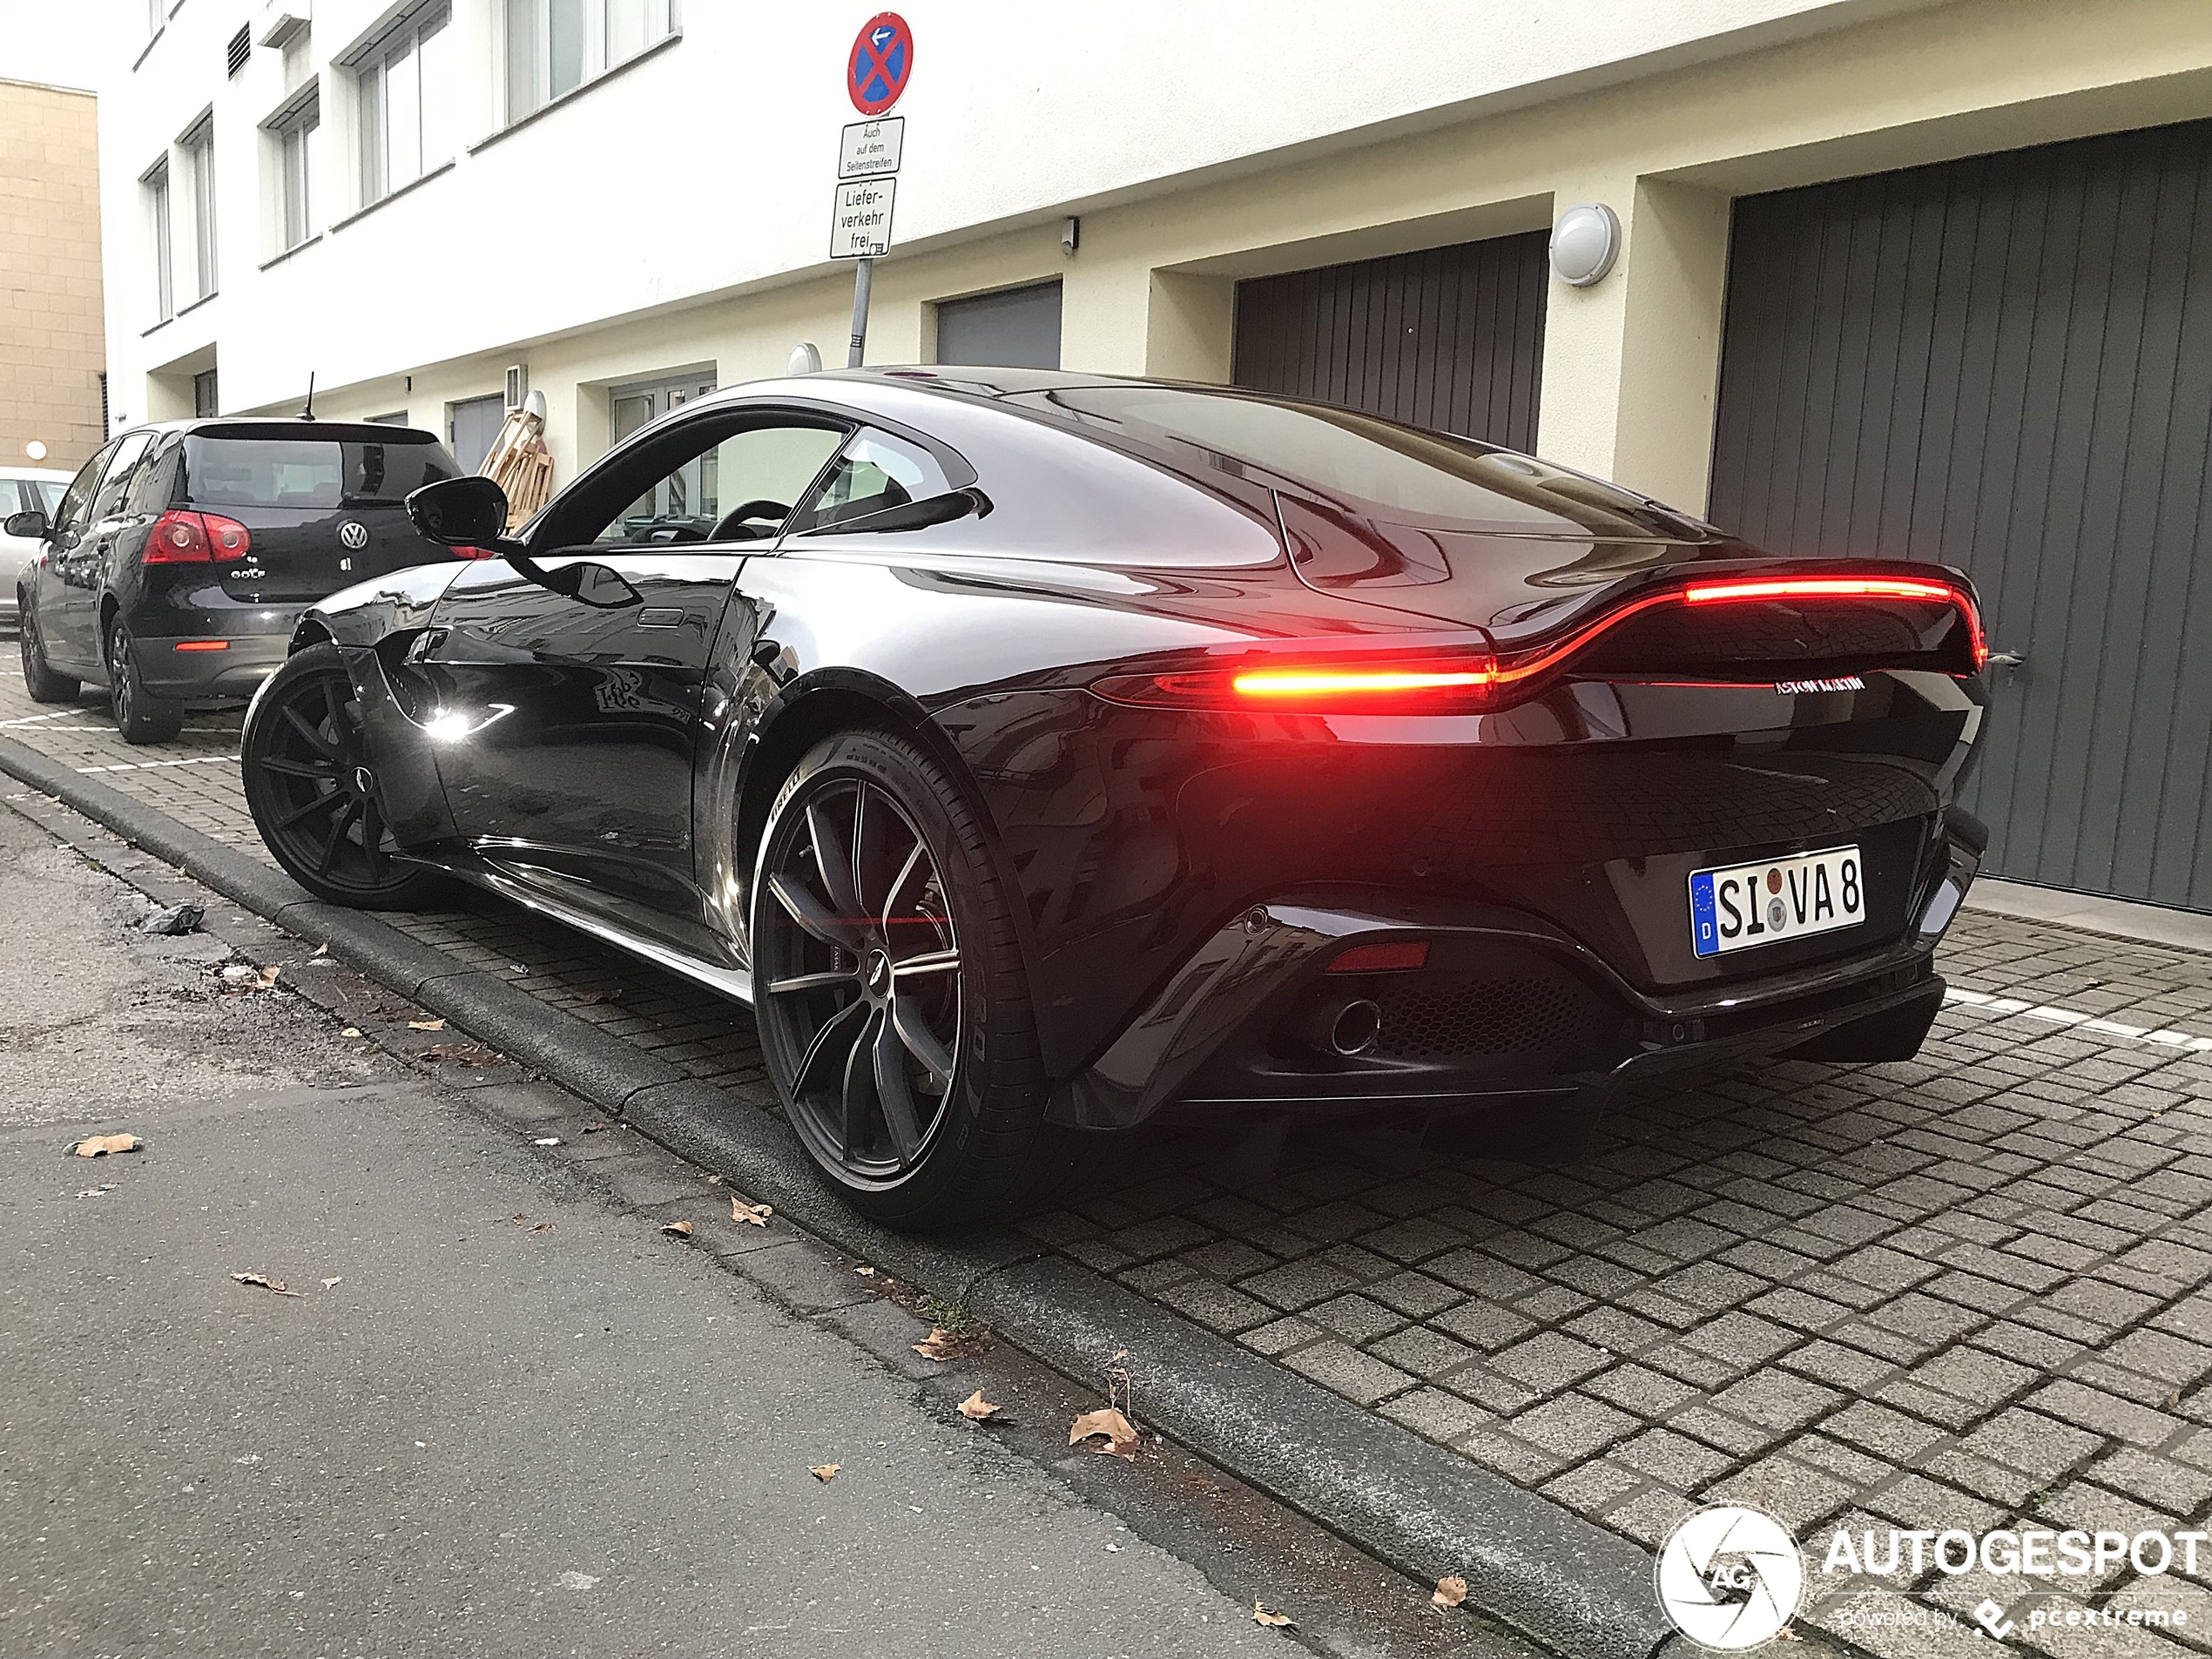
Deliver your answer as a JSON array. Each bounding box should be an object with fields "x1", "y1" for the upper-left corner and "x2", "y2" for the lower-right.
[
  {"x1": 752, "y1": 730, "x2": 1069, "y2": 1230},
  {"x1": 240, "y1": 644, "x2": 442, "y2": 909}
]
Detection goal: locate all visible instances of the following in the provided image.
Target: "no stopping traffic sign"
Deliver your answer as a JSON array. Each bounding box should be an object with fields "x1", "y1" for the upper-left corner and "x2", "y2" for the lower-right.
[{"x1": 848, "y1": 13, "x2": 914, "y2": 115}]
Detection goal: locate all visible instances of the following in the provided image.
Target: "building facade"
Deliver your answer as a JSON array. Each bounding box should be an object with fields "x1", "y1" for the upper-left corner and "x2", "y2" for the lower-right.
[
  {"x1": 3, "y1": 76, "x2": 104, "y2": 471},
  {"x1": 98, "y1": 0, "x2": 2212, "y2": 911}
]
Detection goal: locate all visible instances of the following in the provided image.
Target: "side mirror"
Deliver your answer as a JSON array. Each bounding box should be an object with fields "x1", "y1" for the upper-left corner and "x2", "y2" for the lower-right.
[
  {"x1": 3, "y1": 509, "x2": 50, "y2": 540},
  {"x1": 407, "y1": 475, "x2": 511, "y2": 547},
  {"x1": 539, "y1": 560, "x2": 642, "y2": 610}
]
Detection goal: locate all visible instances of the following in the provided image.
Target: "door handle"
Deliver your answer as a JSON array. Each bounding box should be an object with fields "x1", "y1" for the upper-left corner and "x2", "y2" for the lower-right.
[{"x1": 637, "y1": 608, "x2": 685, "y2": 629}]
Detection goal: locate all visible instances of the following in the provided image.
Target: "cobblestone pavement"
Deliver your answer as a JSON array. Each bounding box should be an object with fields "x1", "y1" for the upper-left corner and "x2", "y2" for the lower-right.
[{"x1": 10, "y1": 663, "x2": 2212, "y2": 1656}]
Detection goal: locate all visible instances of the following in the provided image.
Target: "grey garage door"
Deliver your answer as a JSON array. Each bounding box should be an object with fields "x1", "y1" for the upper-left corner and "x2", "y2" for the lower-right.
[
  {"x1": 1231, "y1": 231, "x2": 1548, "y2": 451},
  {"x1": 1710, "y1": 121, "x2": 2212, "y2": 912},
  {"x1": 936, "y1": 281, "x2": 1062, "y2": 370}
]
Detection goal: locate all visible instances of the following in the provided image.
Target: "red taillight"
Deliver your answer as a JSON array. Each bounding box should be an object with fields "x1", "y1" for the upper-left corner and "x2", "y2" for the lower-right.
[
  {"x1": 1093, "y1": 650, "x2": 1501, "y2": 713},
  {"x1": 145, "y1": 510, "x2": 250, "y2": 564},
  {"x1": 1328, "y1": 941, "x2": 1429, "y2": 974},
  {"x1": 1679, "y1": 575, "x2": 1986, "y2": 669}
]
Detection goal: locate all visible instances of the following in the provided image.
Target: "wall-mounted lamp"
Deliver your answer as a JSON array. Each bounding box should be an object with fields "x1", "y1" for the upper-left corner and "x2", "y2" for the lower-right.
[
  {"x1": 1062, "y1": 216, "x2": 1081, "y2": 256},
  {"x1": 24, "y1": 440, "x2": 47, "y2": 462},
  {"x1": 787, "y1": 341, "x2": 823, "y2": 375},
  {"x1": 1549, "y1": 202, "x2": 1622, "y2": 287}
]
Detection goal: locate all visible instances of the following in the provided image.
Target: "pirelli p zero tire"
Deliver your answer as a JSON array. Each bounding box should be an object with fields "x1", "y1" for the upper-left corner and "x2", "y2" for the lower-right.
[
  {"x1": 108, "y1": 617, "x2": 183, "y2": 744},
  {"x1": 18, "y1": 599, "x2": 78, "y2": 703},
  {"x1": 240, "y1": 644, "x2": 445, "y2": 910},
  {"x1": 750, "y1": 728, "x2": 1073, "y2": 1231}
]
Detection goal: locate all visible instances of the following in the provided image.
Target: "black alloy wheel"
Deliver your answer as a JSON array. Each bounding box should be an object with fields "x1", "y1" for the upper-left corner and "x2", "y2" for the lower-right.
[
  {"x1": 18, "y1": 600, "x2": 79, "y2": 703},
  {"x1": 240, "y1": 644, "x2": 442, "y2": 909},
  {"x1": 752, "y1": 730, "x2": 1069, "y2": 1229},
  {"x1": 108, "y1": 616, "x2": 182, "y2": 743}
]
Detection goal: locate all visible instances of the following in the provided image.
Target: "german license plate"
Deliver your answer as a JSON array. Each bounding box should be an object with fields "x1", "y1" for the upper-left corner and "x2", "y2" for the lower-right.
[{"x1": 1689, "y1": 845, "x2": 1864, "y2": 958}]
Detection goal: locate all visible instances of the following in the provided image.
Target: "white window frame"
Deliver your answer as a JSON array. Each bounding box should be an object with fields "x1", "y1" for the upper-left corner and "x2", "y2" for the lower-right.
[
  {"x1": 263, "y1": 84, "x2": 321, "y2": 253},
  {"x1": 143, "y1": 158, "x2": 173, "y2": 322},
  {"x1": 503, "y1": 0, "x2": 676, "y2": 124},
  {"x1": 347, "y1": 2, "x2": 451, "y2": 209},
  {"x1": 180, "y1": 112, "x2": 217, "y2": 300}
]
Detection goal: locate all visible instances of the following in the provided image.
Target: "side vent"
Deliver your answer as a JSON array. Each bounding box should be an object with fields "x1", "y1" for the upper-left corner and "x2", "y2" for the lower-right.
[
  {"x1": 504, "y1": 364, "x2": 529, "y2": 409},
  {"x1": 226, "y1": 24, "x2": 251, "y2": 77}
]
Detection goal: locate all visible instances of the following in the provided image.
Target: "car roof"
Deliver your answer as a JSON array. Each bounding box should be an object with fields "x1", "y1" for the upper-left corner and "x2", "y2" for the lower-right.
[{"x1": 122, "y1": 417, "x2": 442, "y2": 442}]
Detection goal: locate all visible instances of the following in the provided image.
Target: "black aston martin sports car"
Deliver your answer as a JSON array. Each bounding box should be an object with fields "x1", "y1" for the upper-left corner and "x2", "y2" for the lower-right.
[{"x1": 239, "y1": 368, "x2": 1988, "y2": 1229}]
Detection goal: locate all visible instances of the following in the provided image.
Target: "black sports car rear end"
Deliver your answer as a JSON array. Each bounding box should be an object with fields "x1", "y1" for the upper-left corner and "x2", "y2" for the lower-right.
[{"x1": 237, "y1": 368, "x2": 1986, "y2": 1228}]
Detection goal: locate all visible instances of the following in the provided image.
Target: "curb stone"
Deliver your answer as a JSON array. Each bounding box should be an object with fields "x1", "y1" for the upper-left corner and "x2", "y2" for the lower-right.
[{"x1": 2, "y1": 732, "x2": 1703, "y2": 1659}]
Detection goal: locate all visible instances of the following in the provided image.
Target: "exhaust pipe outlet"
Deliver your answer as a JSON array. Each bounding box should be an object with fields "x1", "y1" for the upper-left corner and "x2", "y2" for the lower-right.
[{"x1": 1291, "y1": 1000, "x2": 1371, "y2": 1066}]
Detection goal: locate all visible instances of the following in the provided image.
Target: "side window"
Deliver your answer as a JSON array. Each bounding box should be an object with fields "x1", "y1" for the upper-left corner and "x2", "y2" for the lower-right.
[
  {"x1": 788, "y1": 429, "x2": 953, "y2": 534},
  {"x1": 52, "y1": 442, "x2": 117, "y2": 533},
  {"x1": 90, "y1": 433, "x2": 155, "y2": 520},
  {"x1": 127, "y1": 441, "x2": 178, "y2": 513},
  {"x1": 548, "y1": 415, "x2": 846, "y2": 548}
]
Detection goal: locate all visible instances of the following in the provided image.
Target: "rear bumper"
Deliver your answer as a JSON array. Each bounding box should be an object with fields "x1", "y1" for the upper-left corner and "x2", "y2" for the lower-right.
[
  {"x1": 1046, "y1": 823, "x2": 1980, "y2": 1132},
  {"x1": 131, "y1": 631, "x2": 290, "y2": 698}
]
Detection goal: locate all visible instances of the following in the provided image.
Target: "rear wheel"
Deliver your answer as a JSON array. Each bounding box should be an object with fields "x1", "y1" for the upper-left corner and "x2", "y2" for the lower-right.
[
  {"x1": 18, "y1": 600, "x2": 78, "y2": 703},
  {"x1": 751, "y1": 729, "x2": 1069, "y2": 1230},
  {"x1": 241, "y1": 644, "x2": 444, "y2": 909},
  {"x1": 106, "y1": 617, "x2": 182, "y2": 744}
]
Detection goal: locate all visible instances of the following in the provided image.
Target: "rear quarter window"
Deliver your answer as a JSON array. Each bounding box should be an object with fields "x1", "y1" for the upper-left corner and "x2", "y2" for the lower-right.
[{"x1": 182, "y1": 433, "x2": 461, "y2": 511}]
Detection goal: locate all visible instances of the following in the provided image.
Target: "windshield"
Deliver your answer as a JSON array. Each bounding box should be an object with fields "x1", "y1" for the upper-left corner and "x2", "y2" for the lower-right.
[
  {"x1": 1009, "y1": 384, "x2": 1711, "y2": 541},
  {"x1": 183, "y1": 434, "x2": 461, "y2": 510}
]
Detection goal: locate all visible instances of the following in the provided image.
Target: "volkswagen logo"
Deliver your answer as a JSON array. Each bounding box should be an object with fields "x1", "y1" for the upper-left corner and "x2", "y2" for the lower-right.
[
  {"x1": 1656, "y1": 1505, "x2": 1805, "y2": 1650},
  {"x1": 338, "y1": 520, "x2": 370, "y2": 550}
]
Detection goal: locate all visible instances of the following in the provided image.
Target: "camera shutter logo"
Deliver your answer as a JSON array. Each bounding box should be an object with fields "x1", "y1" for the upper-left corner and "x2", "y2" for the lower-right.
[
  {"x1": 1656, "y1": 1505, "x2": 1805, "y2": 1650},
  {"x1": 338, "y1": 520, "x2": 369, "y2": 550}
]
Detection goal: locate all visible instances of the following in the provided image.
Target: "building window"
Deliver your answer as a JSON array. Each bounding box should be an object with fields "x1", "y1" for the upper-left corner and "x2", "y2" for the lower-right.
[
  {"x1": 181, "y1": 115, "x2": 217, "y2": 300},
  {"x1": 352, "y1": 3, "x2": 451, "y2": 206},
  {"x1": 264, "y1": 84, "x2": 320, "y2": 252},
  {"x1": 504, "y1": 0, "x2": 674, "y2": 122},
  {"x1": 193, "y1": 369, "x2": 219, "y2": 418},
  {"x1": 144, "y1": 158, "x2": 173, "y2": 322}
]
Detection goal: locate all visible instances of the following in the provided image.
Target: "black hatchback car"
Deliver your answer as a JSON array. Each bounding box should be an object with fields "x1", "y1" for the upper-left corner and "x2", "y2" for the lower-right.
[{"x1": 10, "y1": 419, "x2": 476, "y2": 741}]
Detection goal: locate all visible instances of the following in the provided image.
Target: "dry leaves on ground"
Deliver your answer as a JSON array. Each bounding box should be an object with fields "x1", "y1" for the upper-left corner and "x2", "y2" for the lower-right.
[
  {"x1": 407, "y1": 1019, "x2": 445, "y2": 1032},
  {"x1": 1252, "y1": 1602, "x2": 1293, "y2": 1628},
  {"x1": 532, "y1": 1136, "x2": 562, "y2": 1147},
  {"x1": 69, "y1": 1134, "x2": 141, "y2": 1158},
  {"x1": 231, "y1": 1272, "x2": 304, "y2": 1298},
  {"x1": 957, "y1": 1391, "x2": 1001, "y2": 1421},
  {"x1": 731, "y1": 1198, "x2": 772, "y2": 1227},
  {"x1": 582, "y1": 1121, "x2": 611, "y2": 1134},
  {"x1": 530, "y1": 1222, "x2": 553, "y2": 1234},
  {"x1": 220, "y1": 963, "x2": 282, "y2": 993},
  {"x1": 313, "y1": 942, "x2": 328, "y2": 955},
  {"x1": 808, "y1": 1464, "x2": 840, "y2": 1483},
  {"x1": 911, "y1": 1325, "x2": 993, "y2": 1362},
  {"x1": 1068, "y1": 1407, "x2": 1141, "y2": 1459},
  {"x1": 661, "y1": 1220, "x2": 694, "y2": 1238},
  {"x1": 341, "y1": 1027, "x2": 363, "y2": 1039},
  {"x1": 320, "y1": 1277, "x2": 342, "y2": 1289},
  {"x1": 1431, "y1": 1576, "x2": 1467, "y2": 1610}
]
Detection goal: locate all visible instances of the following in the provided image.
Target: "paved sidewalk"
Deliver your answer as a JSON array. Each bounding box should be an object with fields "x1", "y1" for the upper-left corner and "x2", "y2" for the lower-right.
[{"x1": 9, "y1": 669, "x2": 2212, "y2": 1656}]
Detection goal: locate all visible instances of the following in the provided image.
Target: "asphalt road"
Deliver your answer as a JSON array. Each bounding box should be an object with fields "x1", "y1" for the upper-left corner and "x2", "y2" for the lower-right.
[{"x1": 0, "y1": 799, "x2": 1319, "y2": 1659}]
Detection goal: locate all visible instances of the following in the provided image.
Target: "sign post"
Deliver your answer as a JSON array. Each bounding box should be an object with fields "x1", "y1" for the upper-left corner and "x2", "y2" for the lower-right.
[{"x1": 833, "y1": 13, "x2": 914, "y2": 367}]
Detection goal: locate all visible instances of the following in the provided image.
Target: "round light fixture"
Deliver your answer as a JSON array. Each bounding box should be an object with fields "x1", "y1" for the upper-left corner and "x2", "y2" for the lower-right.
[
  {"x1": 787, "y1": 342, "x2": 824, "y2": 376},
  {"x1": 1549, "y1": 203, "x2": 1622, "y2": 287},
  {"x1": 24, "y1": 439, "x2": 47, "y2": 461}
]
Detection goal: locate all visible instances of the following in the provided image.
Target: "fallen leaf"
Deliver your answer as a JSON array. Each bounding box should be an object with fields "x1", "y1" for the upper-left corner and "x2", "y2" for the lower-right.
[
  {"x1": 661, "y1": 1220, "x2": 694, "y2": 1238},
  {"x1": 1431, "y1": 1575, "x2": 1467, "y2": 1610},
  {"x1": 529, "y1": 1222, "x2": 553, "y2": 1235},
  {"x1": 913, "y1": 1324, "x2": 991, "y2": 1362},
  {"x1": 1252, "y1": 1601, "x2": 1293, "y2": 1628},
  {"x1": 957, "y1": 1391, "x2": 1001, "y2": 1421},
  {"x1": 1069, "y1": 1407, "x2": 1141, "y2": 1459},
  {"x1": 532, "y1": 1136, "x2": 562, "y2": 1147},
  {"x1": 809, "y1": 1464, "x2": 840, "y2": 1483},
  {"x1": 70, "y1": 1133, "x2": 141, "y2": 1158},
  {"x1": 582, "y1": 1121, "x2": 611, "y2": 1133},
  {"x1": 408, "y1": 1019, "x2": 445, "y2": 1032},
  {"x1": 259, "y1": 964, "x2": 282, "y2": 988},
  {"x1": 313, "y1": 942, "x2": 329, "y2": 956},
  {"x1": 732, "y1": 1198, "x2": 772, "y2": 1227},
  {"x1": 320, "y1": 1277, "x2": 342, "y2": 1289},
  {"x1": 231, "y1": 1272, "x2": 304, "y2": 1298},
  {"x1": 341, "y1": 1027, "x2": 363, "y2": 1039},
  {"x1": 853, "y1": 1264, "x2": 876, "y2": 1277},
  {"x1": 705, "y1": 1173, "x2": 725, "y2": 1185}
]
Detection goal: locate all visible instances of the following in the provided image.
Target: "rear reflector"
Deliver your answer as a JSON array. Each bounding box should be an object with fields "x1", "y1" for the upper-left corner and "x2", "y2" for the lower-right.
[
  {"x1": 172, "y1": 640, "x2": 229, "y2": 651},
  {"x1": 1327, "y1": 941, "x2": 1430, "y2": 974},
  {"x1": 145, "y1": 510, "x2": 252, "y2": 564},
  {"x1": 452, "y1": 544, "x2": 498, "y2": 560}
]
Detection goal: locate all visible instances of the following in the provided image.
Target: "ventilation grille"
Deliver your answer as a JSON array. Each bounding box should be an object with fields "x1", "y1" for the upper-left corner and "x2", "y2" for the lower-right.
[
  {"x1": 1370, "y1": 973, "x2": 1605, "y2": 1060},
  {"x1": 226, "y1": 24, "x2": 251, "y2": 77}
]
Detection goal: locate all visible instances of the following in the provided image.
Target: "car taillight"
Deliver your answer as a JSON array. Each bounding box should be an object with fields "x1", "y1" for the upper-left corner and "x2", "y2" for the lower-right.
[
  {"x1": 1677, "y1": 575, "x2": 1989, "y2": 670},
  {"x1": 145, "y1": 510, "x2": 250, "y2": 564},
  {"x1": 1091, "y1": 649, "x2": 1501, "y2": 713}
]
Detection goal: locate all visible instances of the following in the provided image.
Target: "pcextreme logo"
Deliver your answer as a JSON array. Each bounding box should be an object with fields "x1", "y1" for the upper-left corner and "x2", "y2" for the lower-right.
[{"x1": 1656, "y1": 1505, "x2": 1807, "y2": 1651}]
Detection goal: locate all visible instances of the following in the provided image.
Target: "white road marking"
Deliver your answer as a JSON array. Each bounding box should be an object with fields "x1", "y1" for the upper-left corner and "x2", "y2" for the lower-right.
[
  {"x1": 0, "y1": 710, "x2": 74, "y2": 727},
  {"x1": 75, "y1": 754, "x2": 241, "y2": 775},
  {"x1": 1943, "y1": 985, "x2": 2212, "y2": 1051}
]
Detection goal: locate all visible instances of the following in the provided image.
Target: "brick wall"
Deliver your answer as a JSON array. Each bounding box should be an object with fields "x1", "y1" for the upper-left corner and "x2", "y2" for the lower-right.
[{"x1": 0, "y1": 78, "x2": 103, "y2": 474}]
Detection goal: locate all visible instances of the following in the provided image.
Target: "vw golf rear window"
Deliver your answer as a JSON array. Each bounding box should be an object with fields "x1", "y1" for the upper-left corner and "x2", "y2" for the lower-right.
[
  {"x1": 1015, "y1": 384, "x2": 1714, "y2": 541},
  {"x1": 183, "y1": 431, "x2": 461, "y2": 510}
]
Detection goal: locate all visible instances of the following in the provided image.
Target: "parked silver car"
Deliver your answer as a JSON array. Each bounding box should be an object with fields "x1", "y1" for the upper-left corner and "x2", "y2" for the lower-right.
[{"x1": 0, "y1": 468, "x2": 71, "y2": 622}]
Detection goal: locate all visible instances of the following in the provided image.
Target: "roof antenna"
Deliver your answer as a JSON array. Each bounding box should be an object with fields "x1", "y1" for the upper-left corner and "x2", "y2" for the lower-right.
[{"x1": 299, "y1": 372, "x2": 315, "y2": 421}]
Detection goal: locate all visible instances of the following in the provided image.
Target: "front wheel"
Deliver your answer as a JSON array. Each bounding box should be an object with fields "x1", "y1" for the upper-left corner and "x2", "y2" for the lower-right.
[
  {"x1": 107, "y1": 617, "x2": 181, "y2": 743},
  {"x1": 750, "y1": 729, "x2": 1069, "y2": 1231},
  {"x1": 240, "y1": 644, "x2": 445, "y2": 909}
]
